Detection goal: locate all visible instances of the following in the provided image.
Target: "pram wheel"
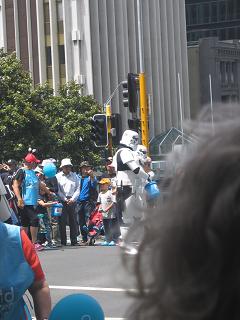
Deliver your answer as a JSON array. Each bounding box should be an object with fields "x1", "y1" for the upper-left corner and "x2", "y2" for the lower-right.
[{"x1": 89, "y1": 238, "x2": 95, "y2": 246}]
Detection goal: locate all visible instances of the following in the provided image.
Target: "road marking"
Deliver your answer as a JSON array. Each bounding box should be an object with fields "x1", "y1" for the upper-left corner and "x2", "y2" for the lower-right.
[
  {"x1": 33, "y1": 318, "x2": 125, "y2": 320},
  {"x1": 50, "y1": 285, "x2": 136, "y2": 293}
]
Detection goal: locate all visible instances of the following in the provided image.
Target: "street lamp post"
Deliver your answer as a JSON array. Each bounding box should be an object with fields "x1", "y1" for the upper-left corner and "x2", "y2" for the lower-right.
[{"x1": 137, "y1": 0, "x2": 149, "y2": 151}]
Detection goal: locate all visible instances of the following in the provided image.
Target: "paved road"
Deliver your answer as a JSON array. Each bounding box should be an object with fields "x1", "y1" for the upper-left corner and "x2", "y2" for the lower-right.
[{"x1": 34, "y1": 245, "x2": 136, "y2": 319}]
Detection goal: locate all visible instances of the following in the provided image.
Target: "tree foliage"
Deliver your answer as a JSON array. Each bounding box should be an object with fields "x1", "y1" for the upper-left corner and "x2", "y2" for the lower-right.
[{"x1": 0, "y1": 50, "x2": 102, "y2": 165}]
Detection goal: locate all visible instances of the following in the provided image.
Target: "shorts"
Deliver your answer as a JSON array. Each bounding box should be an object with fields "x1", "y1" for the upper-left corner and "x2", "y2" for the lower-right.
[{"x1": 19, "y1": 205, "x2": 39, "y2": 227}]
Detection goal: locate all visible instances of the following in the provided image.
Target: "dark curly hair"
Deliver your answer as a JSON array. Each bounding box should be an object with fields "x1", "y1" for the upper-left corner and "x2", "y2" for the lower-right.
[{"x1": 125, "y1": 105, "x2": 240, "y2": 320}]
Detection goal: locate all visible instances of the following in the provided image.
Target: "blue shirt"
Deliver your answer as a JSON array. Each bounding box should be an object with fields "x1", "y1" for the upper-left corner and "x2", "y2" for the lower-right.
[
  {"x1": 77, "y1": 175, "x2": 97, "y2": 202},
  {"x1": 0, "y1": 222, "x2": 34, "y2": 319}
]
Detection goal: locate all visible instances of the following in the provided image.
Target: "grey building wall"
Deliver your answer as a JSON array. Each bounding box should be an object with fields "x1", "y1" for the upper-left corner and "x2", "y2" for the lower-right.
[
  {"x1": 89, "y1": 0, "x2": 190, "y2": 137},
  {"x1": 0, "y1": 0, "x2": 190, "y2": 139},
  {"x1": 188, "y1": 37, "x2": 240, "y2": 117}
]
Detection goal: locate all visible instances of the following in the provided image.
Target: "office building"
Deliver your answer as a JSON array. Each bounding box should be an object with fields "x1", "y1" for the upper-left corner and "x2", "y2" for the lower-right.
[
  {"x1": 186, "y1": 0, "x2": 240, "y2": 43},
  {"x1": 188, "y1": 37, "x2": 240, "y2": 118},
  {"x1": 0, "y1": 0, "x2": 190, "y2": 138}
]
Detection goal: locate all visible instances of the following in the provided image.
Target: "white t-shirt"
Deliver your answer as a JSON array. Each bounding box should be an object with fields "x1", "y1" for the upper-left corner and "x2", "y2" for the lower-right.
[{"x1": 97, "y1": 190, "x2": 116, "y2": 219}]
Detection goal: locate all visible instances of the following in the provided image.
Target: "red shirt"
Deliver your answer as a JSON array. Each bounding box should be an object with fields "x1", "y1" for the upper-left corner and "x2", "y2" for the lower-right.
[{"x1": 20, "y1": 229, "x2": 45, "y2": 281}]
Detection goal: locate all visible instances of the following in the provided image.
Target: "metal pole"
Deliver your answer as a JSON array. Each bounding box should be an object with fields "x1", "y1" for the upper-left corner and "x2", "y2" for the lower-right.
[
  {"x1": 178, "y1": 73, "x2": 184, "y2": 146},
  {"x1": 106, "y1": 104, "x2": 113, "y2": 156},
  {"x1": 137, "y1": 0, "x2": 144, "y2": 73},
  {"x1": 137, "y1": 0, "x2": 149, "y2": 150},
  {"x1": 209, "y1": 74, "x2": 215, "y2": 133}
]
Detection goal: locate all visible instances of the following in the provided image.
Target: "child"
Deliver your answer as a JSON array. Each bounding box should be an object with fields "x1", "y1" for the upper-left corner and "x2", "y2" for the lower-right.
[
  {"x1": 37, "y1": 193, "x2": 57, "y2": 248},
  {"x1": 35, "y1": 167, "x2": 57, "y2": 249},
  {"x1": 97, "y1": 178, "x2": 119, "y2": 246}
]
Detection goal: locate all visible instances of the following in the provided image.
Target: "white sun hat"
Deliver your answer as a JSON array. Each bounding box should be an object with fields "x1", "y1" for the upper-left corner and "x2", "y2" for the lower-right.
[{"x1": 60, "y1": 158, "x2": 73, "y2": 168}]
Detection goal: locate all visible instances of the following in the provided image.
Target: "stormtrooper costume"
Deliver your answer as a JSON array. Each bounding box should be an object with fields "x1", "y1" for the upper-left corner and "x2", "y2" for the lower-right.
[
  {"x1": 112, "y1": 130, "x2": 151, "y2": 226},
  {"x1": 134, "y1": 144, "x2": 149, "y2": 207}
]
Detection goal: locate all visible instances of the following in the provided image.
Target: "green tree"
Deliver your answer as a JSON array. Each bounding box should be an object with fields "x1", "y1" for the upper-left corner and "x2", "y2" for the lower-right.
[
  {"x1": 0, "y1": 50, "x2": 43, "y2": 160},
  {"x1": 33, "y1": 81, "x2": 102, "y2": 164},
  {"x1": 0, "y1": 51, "x2": 103, "y2": 166}
]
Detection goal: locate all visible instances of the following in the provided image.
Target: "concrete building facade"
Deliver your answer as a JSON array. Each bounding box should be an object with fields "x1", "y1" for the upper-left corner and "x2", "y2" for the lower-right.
[
  {"x1": 188, "y1": 37, "x2": 240, "y2": 118},
  {"x1": 186, "y1": 0, "x2": 240, "y2": 44},
  {"x1": 0, "y1": 0, "x2": 190, "y2": 138}
]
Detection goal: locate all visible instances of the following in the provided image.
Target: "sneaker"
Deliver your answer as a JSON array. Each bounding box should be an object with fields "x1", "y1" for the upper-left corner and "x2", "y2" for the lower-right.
[
  {"x1": 108, "y1": 241, "x2": 116, "y2": 246},
  {"x1": 34, "y1": 243, "x2": 44, "y2": 251},
  {"x1": 101, "y1": 241, "x2": 109, "y2": 246}
]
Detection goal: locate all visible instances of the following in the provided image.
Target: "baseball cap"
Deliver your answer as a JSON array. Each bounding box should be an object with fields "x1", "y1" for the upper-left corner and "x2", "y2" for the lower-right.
[
  {"x1": 24, "y1": 153, "x2": 40, "y2": 163},
  {"x1": 80, "y1": 161, "x2": 92, "y2": 168},
  {"x1": 7, "y1": 159, "x2": 17, "y2": 165},
  {"x1": 99, "y1": 178, "x2": 111, "y2": 184}
]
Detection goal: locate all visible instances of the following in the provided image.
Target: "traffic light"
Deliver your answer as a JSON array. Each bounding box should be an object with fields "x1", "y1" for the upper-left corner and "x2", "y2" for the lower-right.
[
  {"x1": 122, "y1": 80, "x2": 129, "y2": 109},
  {"x1": 91, "y1": 114, "x2": 108, "y2": 147},
  {"x1": 111, "y1": 113, "x2": 122, "y2": 146},
  {"x1": 122, "y1": 73, "x2": 139, "y2": 113}
]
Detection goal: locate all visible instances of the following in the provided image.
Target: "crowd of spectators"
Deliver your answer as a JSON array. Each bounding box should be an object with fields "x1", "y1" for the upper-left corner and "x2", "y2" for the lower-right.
[{"x1": 0, "y1": 152, "x2": 139, "y2": 250}]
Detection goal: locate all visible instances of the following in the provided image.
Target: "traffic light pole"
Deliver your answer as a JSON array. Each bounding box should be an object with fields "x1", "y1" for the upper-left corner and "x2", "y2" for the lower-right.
[
  {"x1": 139, "y1": 73, "x2": 149, "y2": 149},
  {"x1": 106, "y1": 104, "x2": 113, "y2": 156},
  {"x1": 137, "y1": 0, "x2": 149, "y2": 151}
]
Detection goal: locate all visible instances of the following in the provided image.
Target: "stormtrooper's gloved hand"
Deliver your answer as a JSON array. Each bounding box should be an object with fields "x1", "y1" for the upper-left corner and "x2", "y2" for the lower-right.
[
  {"x1": 127, "y1": 160, "x2": 150, "y2": 180},
  {"x1": 147, "y1": 174, "x2": 152, "y2": 183}
]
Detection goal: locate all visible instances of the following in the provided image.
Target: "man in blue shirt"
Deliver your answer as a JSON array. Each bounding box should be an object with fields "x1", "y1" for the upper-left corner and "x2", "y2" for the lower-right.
[{"x1": 76, "y1": 161, "x2": 98, "y2": 244}]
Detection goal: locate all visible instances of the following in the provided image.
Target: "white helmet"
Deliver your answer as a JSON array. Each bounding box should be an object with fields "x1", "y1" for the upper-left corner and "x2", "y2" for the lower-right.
[
  {"x1": 136, "y1": 144, "x2": 148, "y2": 162},
  {"x1": 120, "y1": 130, "x2": 139, "y2": 151}
]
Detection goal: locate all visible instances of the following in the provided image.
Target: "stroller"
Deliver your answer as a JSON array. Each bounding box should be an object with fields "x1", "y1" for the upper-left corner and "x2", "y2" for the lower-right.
[{"x1": 85, "y1": 205, "x2": 104, "y2": 246}]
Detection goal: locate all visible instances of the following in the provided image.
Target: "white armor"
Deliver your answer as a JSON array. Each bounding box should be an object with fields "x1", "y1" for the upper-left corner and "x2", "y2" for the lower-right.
[{"x1": 113, "y1": 130, "x2": 150, "y2": 225}]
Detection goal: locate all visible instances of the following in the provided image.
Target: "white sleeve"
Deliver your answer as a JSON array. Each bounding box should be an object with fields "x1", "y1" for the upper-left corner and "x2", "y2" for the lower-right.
[{"x1": 126, "y1": 160, "x2": 150, "y2": 180}]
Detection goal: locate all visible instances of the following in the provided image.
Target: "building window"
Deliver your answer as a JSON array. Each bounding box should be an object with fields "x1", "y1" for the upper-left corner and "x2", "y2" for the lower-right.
[
  {"x1": 44, "y1": 2, "x2": 50, "y2": 36},
  {"x1": 57, "y1": 0, "x2": 64, "y2": 34},
  {"x1": 211, "y1": 2, "x2": 217, "y2": 23},
  {"x1": 221, "y1": 95, "x2": 231, "y2": 103},
  {"x1": 190, "y1": 5, "x2": 198, "y2": 25},
  {"x1": 219, "y1": 1, "x2": 227, "y2": 21},
  {"x1": 228, "y1": 28, "x2": 236, "y2": 40},
  {"x1": 232, "y1": 62, "x2": 238, "y2": 84},
  {"x1": 202, "y1": 3, "x2": 210, "y2": 24},
  {"x1": 46, "y1": 46, "x2": 52, "y2": 80},
  {"x1": 56, "y1": 0, "x2": 65, "y2": 85},
  {"x1": 46, "y1": 47, "x2": 52, "y2": 67}
]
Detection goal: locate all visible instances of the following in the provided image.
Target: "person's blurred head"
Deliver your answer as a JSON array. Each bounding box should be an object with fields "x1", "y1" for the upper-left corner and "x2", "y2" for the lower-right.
[
  {"x1": 80, "y1": 161, "x2": 92, "y2": 177},
  {"x1": 105, "y1": 157, "x2": 113, "y2": 167},
  {"x1": 35, "y1": 166, "x2": 45, "y2": 181},
  {"x1": 99, "y1": 178, "x2": 110, "y2": 191},
  {"x1": 24, "y1": 153, "x2": 40, "y2": 169},
  {"x1": 60, "y1": 158, "x2": 73, "y2": 175},
  {"x1": 120, "y1": 130, "x2": 139, "y2": 151},
  {"x1": 126, "y1": 104, "x2": 240, "y2": 320},
  {"x1": 7, "y1": 159, "x2": 18, "y2": 172}
]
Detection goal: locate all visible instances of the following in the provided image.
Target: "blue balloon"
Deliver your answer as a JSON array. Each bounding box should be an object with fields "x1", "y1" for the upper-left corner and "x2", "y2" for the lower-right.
[
  {"x1": 49, "y1": 294, "x2": 105, "y2": 320},
  {"x1": 43, "y1": 163, "x2": 57, "y2": 178}
]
